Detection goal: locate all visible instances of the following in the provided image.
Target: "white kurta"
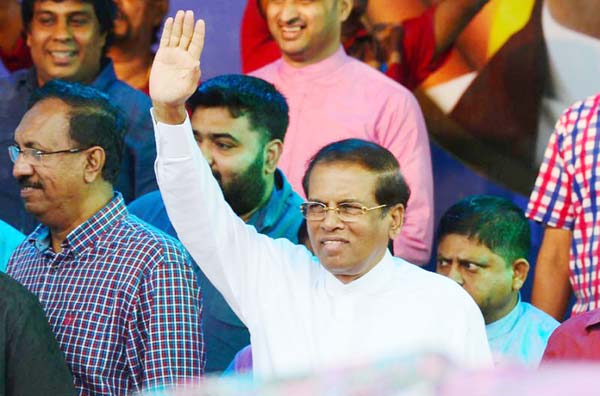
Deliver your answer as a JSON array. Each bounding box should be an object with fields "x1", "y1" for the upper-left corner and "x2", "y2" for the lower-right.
[{"x1": 153, "y1": 114, "x2": 492, "y2": 379}]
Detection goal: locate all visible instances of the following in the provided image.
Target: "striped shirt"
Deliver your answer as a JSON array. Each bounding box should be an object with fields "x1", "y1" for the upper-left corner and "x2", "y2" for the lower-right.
[
  {"x1": 527, "y1": 94, "x2": 600, "y2": 314},
  {"x1": 7, "y1": 193, "x2": 204, "y2": 395}
]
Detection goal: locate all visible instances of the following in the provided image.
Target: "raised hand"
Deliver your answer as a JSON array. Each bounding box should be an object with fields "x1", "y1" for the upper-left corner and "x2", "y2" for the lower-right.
[{"x1": 149, "y1": 10, "x2": 205, "y2": 124}]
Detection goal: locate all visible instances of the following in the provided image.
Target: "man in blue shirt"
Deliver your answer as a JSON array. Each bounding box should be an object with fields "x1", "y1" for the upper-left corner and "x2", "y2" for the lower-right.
[
  {"x1": 129, "y1": 74, "x2": 304, "y2": 373},
  {"x1": 436, "y1": 195, "x2": 558, "y2": 367},
  {"x1": 0, "y1": 0, "x2": 157, "y2": 234}
]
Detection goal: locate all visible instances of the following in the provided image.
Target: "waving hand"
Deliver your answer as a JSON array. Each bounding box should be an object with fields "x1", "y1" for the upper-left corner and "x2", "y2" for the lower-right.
[{"x1": 149, "y1": 10, "x2": 205, "y2": 124}]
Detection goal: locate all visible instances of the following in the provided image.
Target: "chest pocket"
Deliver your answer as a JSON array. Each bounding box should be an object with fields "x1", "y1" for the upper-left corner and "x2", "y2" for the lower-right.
[{"x1": 55, "y1": 307, "x2": 118, "y2": 382}]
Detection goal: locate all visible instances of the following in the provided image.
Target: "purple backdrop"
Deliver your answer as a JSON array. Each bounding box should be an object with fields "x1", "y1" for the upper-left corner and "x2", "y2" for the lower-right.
[{"x1": 167, "y1": 0, "x2": 245, "y2": 79}]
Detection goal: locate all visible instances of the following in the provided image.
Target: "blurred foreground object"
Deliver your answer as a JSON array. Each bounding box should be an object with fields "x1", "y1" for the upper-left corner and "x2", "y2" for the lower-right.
[{"x1": 141, "y1": 353, "x2": 600, "y2": 396}]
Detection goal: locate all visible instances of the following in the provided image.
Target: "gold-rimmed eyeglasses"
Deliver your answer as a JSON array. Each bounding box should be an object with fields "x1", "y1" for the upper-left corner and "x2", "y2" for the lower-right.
[{"x1": 300, "y1": 201, "x2": 387, "y2": 222}]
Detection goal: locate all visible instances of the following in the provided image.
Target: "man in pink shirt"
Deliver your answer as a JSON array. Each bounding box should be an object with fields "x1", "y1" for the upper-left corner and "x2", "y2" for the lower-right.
[{"x1": 250, "y1": 0, "x2": 433, "y2": 264}]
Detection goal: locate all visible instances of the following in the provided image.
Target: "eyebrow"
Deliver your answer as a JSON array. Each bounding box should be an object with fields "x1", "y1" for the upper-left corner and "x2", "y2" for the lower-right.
[
  {"x1": 208, "y1": 133, "x2": 239, "y2": 142},
  {"x1": 436, "y1": 253, "x2": 488, "y2": 265},
  {"x1": 15, "y1": 139, "x2": 46, "y2": 150},
  {"x1": 33, "y1": 9, "x2": 94, "y2": 18},
  {"x1": 306, "y1": 198, "x2": 364, "y2": 205},
  {"x1": 193, "y1": 130, "x2": 241, "y2": 143},
  {"x1": 456, "y1": 257, "x2": 489, "y2": 267}
]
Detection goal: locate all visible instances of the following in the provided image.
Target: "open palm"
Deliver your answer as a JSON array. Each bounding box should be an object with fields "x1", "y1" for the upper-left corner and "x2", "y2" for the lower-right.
[{"x1": 149, "y1": 10, "x2": 205, "y2": 107}]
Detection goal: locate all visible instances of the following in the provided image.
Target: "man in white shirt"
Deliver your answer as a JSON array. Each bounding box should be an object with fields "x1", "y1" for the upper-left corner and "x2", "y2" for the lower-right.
[{"x1": 150, "y1": 10, "x2": 491, "y2": 379}]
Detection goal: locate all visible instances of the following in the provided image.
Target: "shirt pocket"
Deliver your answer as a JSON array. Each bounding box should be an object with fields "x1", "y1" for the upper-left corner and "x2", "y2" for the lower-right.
[{"x1": 57, "y1": 308, "x2": 119, "y2": 383}]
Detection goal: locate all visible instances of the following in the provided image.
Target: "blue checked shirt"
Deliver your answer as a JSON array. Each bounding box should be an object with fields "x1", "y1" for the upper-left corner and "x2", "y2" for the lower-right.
[{"x1": 7, "y1": 193, "x2": 204, "y2": 395}]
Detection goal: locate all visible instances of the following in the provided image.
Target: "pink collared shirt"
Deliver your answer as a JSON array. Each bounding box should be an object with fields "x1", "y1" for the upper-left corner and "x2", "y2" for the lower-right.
[{"x1": 250, "y1": 48, "x2": 433, "y2": 264}]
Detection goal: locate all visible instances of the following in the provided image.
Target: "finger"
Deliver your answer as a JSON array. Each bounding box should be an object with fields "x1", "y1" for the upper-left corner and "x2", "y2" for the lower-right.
[
  {"x1": 159, "y1": 17, "x2": 173, "y2": 49},
  {"x1": 169, "y1": 10, "x2": 185, "y2": 47},
  {"x1": 178, "y1": 10, "x2": 195, "y2": 50},
  {"x1": 188, "y1": 19, "x2": 206, "y2": 62}
]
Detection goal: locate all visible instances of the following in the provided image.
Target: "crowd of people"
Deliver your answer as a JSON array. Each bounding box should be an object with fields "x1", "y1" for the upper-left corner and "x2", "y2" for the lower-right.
[{"x1": 0, "y1": 0, "x2": 599, "y2": 395}]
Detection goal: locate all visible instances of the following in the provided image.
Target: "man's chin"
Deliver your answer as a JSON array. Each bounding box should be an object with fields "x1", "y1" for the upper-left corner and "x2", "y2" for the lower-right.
[
  {"x1": 111, "y1": 33, "x2": 131, "y2": 44},
  {"x1": 43, "y1": 67, "x2": 81, "y2": 83},
  {"x1": 23, "y1": 203, "x2": 43, "y2": 217},
  {"x1": 319, "y1": 254, "x2": 346, "y2": 272},
  {"x1": 21, "y1": 189, "x2": 47, "y2": 212}
]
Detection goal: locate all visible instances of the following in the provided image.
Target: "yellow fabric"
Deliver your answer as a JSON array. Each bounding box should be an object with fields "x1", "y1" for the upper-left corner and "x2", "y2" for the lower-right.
[{"x1": 487, "y1": 0, "x2": 536, "y2": 57}]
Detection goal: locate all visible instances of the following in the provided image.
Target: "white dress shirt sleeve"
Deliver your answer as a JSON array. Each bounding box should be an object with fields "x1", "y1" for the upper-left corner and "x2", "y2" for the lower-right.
[{"x1": 152, "y1": 112, "x2": 313, "y2": 327}]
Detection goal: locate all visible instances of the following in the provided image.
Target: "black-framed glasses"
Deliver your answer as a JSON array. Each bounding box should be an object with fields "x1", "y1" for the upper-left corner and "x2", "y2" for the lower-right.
[
  {"x1": 8, "y1": 144, "x2": 89, "y2": 164},
  {"x1": 300, "y1": 201, "x2": 387, "y2": 222}
]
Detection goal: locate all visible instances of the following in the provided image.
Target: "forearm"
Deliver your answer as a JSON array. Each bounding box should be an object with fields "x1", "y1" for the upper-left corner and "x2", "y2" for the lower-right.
[
  {"x1": 531, "y1": 227, "x2": 573, "y2": 320},
  {"x1": 384, "y1": 93, "x2": 434, "y2": 265},
  {"x1": 531, "y1": 265, "x2": 571, "y2": 321},
  {"x1": 141, "y1": 261, "x2": 204, "y2": 388},
  {"x1": 393, "y1": 146, "x2": 433, "y2": 265},
  {"x1": 152, "y1": 114, "x2": 299, "y2": 323},
  {"x1": 433, "y1": 0, "x2": 490, "y2": 56},
  {"x1": 153, "y1": 114, "x2": 249, "y2": 311}
]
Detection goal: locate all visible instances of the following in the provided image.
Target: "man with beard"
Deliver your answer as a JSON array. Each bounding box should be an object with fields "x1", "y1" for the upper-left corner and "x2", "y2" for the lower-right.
[
  {"x1": 128, "y1": 74, "x2": 304, "y2": 373},
  {"x1": 107, "y1": 0, "x2": 169, "y2": 93}
]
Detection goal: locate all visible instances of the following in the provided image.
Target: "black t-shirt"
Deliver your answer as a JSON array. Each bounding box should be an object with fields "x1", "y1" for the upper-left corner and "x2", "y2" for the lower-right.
[{"x1": 0, "y1": 272, "x2": 76, "y2": 396}]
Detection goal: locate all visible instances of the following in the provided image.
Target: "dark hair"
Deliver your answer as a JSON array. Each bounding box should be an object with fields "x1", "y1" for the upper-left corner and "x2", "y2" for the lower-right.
[
  {"x1": 30, "y1": 79, "x2": 126, "y2": 185},
  {"x1": 437, "y1": 195, "x2": 531, "y2": 265},
  {"x1": 302, "y1": 139, "x2": 410, "y2": 209},
  {"x1": 187, "y1": 74, "x2": 289, "y2": 142},
  {"x1": 22, "y1": 0, "x2": 117, "y2": 51}
]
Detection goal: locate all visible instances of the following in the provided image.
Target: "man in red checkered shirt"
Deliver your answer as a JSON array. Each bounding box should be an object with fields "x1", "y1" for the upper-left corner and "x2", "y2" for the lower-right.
[{"x1": 527, "y1": 94, "x2": 600, "y2": 320}]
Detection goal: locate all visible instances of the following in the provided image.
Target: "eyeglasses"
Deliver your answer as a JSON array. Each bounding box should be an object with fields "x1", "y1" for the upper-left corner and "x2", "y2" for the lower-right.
[
  {"x1": 300, "y1": 201, "x2": 387, "y2": 222},
  {"x1": 8, "y1": 144, "x2": 88, "y2": 164}
]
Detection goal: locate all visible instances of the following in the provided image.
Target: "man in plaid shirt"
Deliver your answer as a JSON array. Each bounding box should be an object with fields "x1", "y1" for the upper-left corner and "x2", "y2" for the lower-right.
[
  {"x1": 7, "y1": 80, "x2": 204, "y2": 395},
  {"x1": 527, "y1": 94, "x2": 600, "y2": 320}
]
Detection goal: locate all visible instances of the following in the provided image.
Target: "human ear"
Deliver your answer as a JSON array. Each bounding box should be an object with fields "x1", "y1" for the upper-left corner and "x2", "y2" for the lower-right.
[
  {"x1": 263, "y1": 139, "x2": 283, "y2": 175},
  {"x1": 387, "y1": 203, "x2": 404, "y2": 240},
  {"x1": 98, "y1": 31, "x2": 107, "y2": 52},
  {"x1": 83, "y1": 146, "x2": 106, "y2": 183},
  {"x1": 511, "y1": 258, "x2": 530, "y2": 291},
  {"x1": 339, "y1": 0, "x2": 354, "y2": 22}
]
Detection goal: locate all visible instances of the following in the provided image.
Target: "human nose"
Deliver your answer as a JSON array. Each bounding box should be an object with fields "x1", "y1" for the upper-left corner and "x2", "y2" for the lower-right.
[
  {"x1": 446, "y1": 263, "x2": 464, "y2": 286},
  {"x1": 12, "y1": 153, "x2": 34, "y2": 179},
  {"x1": 319, "y1": 207, "x2": 343, "y2": 230},
  {"x1": 198, "y1": 141, "x2": 214, "y2": 165},
  {"x1": 51, "y1": 18, "x2": 73, "y2": 40},
  {"x1": 278, "y1": 0, "x2": 299, "y2": 23}
]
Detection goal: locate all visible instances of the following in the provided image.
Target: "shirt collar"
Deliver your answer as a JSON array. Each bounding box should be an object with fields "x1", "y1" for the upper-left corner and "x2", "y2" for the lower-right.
[
  {"x1": 324, "y1": 249, "x2": 394, "y2": 295},
  {"x1": 585, "y1": 309, "x2": 600, "y2": 329},
  {"x1": 248, "y1": 169, "x2": 296, "y2": 233},
  {"x1": 485, "y1": 295, "x2": 522, "y2": 338},
  {"x1": 26, "y1": 58, "x2": 114, "y2": 89},
  {"x1": 278, "y1": 46, "x2": 350, "y2": 83},
  {"x1": 27, "y1": 193, "x2": 127, "y2": 257},
  {"x1": 21, "y1": 67, "x2": 37, "y2": 89},
  {"x1": 89, "y1": 59, "x2": 117, "y2": 91}
]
